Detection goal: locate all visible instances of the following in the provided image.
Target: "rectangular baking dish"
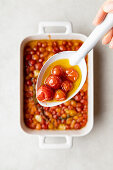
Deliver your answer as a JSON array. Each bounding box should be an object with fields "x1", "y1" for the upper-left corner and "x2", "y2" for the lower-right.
[{"x1": 20, "y1": 21, "x2": 94, "y2": 149}]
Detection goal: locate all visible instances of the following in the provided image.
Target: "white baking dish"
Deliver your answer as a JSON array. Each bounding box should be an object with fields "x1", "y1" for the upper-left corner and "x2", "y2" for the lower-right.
[{"x1": 20, "y1": 21, "x2": 94, "y2": 149}]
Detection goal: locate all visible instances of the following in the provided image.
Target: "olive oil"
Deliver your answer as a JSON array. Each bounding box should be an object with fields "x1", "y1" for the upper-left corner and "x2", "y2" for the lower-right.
[{"x1": 42, "y1": 59, "x2": 82, "y2": 99}]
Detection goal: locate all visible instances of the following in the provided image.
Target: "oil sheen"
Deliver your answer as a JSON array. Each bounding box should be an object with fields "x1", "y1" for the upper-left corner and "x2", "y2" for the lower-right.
[{"x1": 42, "y1": 59, "x2": 82, "y2": 99}]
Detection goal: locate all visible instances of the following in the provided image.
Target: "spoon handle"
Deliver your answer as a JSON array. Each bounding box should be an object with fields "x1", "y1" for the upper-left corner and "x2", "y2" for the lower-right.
[{"x1": 72, "y1": 13, "x2": 113, "y2": 65}]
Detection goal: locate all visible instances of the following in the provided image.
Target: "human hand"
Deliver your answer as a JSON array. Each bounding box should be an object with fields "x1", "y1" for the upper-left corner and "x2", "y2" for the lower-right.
[{"x1": 93, "y1": 0, "x2": 113, "y2": 49}]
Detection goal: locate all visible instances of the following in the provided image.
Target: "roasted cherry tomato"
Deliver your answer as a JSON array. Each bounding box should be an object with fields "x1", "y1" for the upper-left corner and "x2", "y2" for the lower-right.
[
  {"x1": 59, "y1": 45, "x2": 66, "y2": 51},
  {"x1": 74, "y1": 94, "x2": 82, "y2": 101},
  {"x1": 35, "y1": 63, "x2": 42, "y2": 70},
  {"x1": 54, "y1": 89, "x2": 66, "y2": 101},
  {"x1": 65, "y1": 68, "x2": 78, "y2": 82},
  {"x1": 61, "y1": 80, "x2": 73, "y2": 92},
  {"x1": 52, "y1": 65, "x2": 64, "y2": 76},
  {"x1": 74, "y1": 123, "x2": 81, "y2": 129},
  {"x1": 46, "y1": 75, "x2": 62, "y2": 89},
  {"x1": 36, "y1": 85, "x2": 54, "y2": 102},
  {"x1": 26, "y1": 80, "x2": 32, "y2": 86},
  {"x1": 28, "y1": 59, "x2": 36, "y2": 66},
  {"x1": 25, "y1": 54, "x2": 31, "y2": 61}
]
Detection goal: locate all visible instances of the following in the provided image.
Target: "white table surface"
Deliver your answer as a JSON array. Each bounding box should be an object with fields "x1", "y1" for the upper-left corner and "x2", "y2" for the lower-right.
[{"x1": 0, "y1": 0, "x2": 113, "y2": 170}]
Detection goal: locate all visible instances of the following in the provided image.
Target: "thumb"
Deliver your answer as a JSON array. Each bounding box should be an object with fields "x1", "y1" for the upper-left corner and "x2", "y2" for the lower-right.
[{"x1": 103, "y1": 1, "x2": 113, "y2": 13}]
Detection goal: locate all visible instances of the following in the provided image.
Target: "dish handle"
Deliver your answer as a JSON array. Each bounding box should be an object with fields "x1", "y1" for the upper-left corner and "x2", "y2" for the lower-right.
[
  {"x1": 39, "y1": 135, "x2": 73, "y2": 149},
  {"x1": 38, "y1": 21, "x2": 72, "y2": 34}
]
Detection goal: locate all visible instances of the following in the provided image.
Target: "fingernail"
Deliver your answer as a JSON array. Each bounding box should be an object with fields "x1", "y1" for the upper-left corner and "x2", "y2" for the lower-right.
[
  {"x1": 103, "y1": 6, "x2": 110, "y2": 12},
  {"x1": 103, "y1": 2, "x2": 113, "y2": 12}
]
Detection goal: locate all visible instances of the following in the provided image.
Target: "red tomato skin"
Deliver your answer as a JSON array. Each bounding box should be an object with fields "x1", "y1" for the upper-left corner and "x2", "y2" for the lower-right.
[
  {"x1": 74, "y1": 94, "x2": 82, "y2": 101},
  {"x1": 28, "y1": 59, "x2": 36, "y2": 66},
  {"x1": 26, "y1": 80, "x2": 32, "y2": 86},
  {"x1": 25, "y1": 54, "x2": 31, "y2": 61},
  {"x1": 36, "y1": 85, "x2": 54, "y2": 102},
  {"x1": 65, "y1": 68, "x2": 78, "y2": 82},
  {"x1": 52, "y1": 65, "x2": 64, "y2": 77},
  {"x1": 74, "y1": 123, "x2": 81, "y2": 129},
  {"x1": 35, "y1": 63, "x2": 42, "y2": 70},
  {"x1": 46, "y1": 75, "x2": 62, "y2": 89},
  {"x1": 61, "y1": 80, "x2": 73, "y2": 92},
  {"x1": 54, "y1": 89, "x2": 66, "y2": 101}
]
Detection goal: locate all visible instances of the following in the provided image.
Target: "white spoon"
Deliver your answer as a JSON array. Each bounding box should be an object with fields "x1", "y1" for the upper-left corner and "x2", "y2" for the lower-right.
[{"x1": 36, "y1": 13, "x2": 113, "y2": 107}]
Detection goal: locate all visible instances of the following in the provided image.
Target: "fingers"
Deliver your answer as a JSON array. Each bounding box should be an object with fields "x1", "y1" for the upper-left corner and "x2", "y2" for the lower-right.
[
  {"x1": 109, "y1": 37, "x2": 113, "y2": 49},
  {"x1": 93, "y1": 7, "x2": 107, "y2": 25},
  {"x1": 93, "y1": 0, "x2": 113, "y2": 25},
  {"x1": 102, "y1": 28, "x2": 113, "y2": 44},
  {"x1": 93, "y1": 0, "x2": 113, "y2": 49},
  {"x1": 103, "y1": 1, "x2": 113, "y2": 12}
]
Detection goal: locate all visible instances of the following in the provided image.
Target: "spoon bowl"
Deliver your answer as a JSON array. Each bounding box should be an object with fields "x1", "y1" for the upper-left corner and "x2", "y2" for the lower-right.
[{"x1": 36, "y1": 51, "x2": 87, "y2": 107}]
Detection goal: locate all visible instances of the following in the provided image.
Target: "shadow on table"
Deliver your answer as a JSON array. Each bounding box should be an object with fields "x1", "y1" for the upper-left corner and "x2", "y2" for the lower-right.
[{"x1": 94, "y1": 47, "x2": 104, "y2": 124}]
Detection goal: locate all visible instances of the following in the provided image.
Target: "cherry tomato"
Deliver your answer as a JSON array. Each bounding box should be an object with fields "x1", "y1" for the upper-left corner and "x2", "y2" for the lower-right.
[
  {"x1": 36, "y1": 123, "x2": 41, "y2": 130},
  {"x1": 53, "y1": 114, "x2": 58, "y2": 119},
  {"x1": 59, "y1": 45, "x2": 66, "y2": 51},
  {"x1": 83, "y1": 113, "x2": 87, "y2": 119},
  {"x1": 25, "y1": 67, "x2": 30, "y2": 74},
  {"x1": 62, "y1": 41, "x2": 67, "y2": 45},
  {"x1": 37, "y1": 42, "x2": 42, "y2": 47},
  {"x1": 46, "y1": 75, "x2": 62, "y2": 89},
  {"x1": 35, "y1": 63, "x2": 42, "y2": 70},
  {"x1": 52, "y1": 65, "x2": 64, "y2": 77},
  {"x1": 28, "y1": 59, "x2": 36, "y2": 66},
  {"x1": 79, "y1": 42, "x2": 83, "y2": 47},
  {"x1": 25, "y1": 91, "x2": 33, "y2": 97},
  {"x1": 68, "y1": 41, "x2": 73, "y2": 47},
  {"x1": 26, "y1": 80, "x2": 32, "y2": 86},
  {"x1": 25, "y1": 46, "x2": 31, "y2": 53},
  {"x1": 25, "y1": 54, "x2": 31, "y2": 61},
  {"x1": 75, "y1": 46, "x2": 80, "y2": 51},
  {"x1": 54, "y1": 89, "x2": 66, "y2": 101},
  {"x1": 80, "y1": 99, "x2": 87, "y2": 104},
  {"x1": 32, "y1": 54, "x2": 39, "y2": 60},
  {"x1": 36, "y1": 51, "x2": 40, "y2": 56},
  {"x1": 65, "y1": 68, "x2": 78, "y2": 82},
  {"x1": 83, "y1": 105, "x2": 88, "y2": 113},
  {"x1": 74, "y1": 94, "x2": 82, "y2": 101},
  {"x1": 67, "y1": 47, "x2": 71, "y2": 51},
  {"x1": 40, "y1": 53, "x2": 44, "y2": 58},
  {"x1": 42, "y1": 42, "x2": 47, "y2": 48},
  {"x1": 25, "y1": 61, "x2": 29, "y2": 67},
  {"x1": 53, "y1": 47, "x2": 59, "y2": 53},
  {"x1": 42, "y1": 124, "x2": 48, "y2": 129},
  {"x1": 29, "y1": 66, "x2": 35, "y2": 72},
  {"x1": 61, "y1": 80, "x2": 73, "y2": 92},
  {"x1": 83, "y1": 95, "x2": 87, "y2": 100},
  {"x1": 52, "y1": 41, "x2": 58, "y2": 47},
  {"x1": 36, "y1": 85, "x2": 54, "y2": 102},
  {"x1": 29, "y1": 50, "x2": 35, "y2": 55},
  {"x1": 80, "y1": 91, "x2": 84, "y2": 97},
  {"x1": 39, "y1": 47, "x2": 45, "y2": 53},
  {"x1": 38, "y1": 58, "x2": 44, "y2": 63},
  {"x1": 66, "y1": 125, "x2": 70, "y2": 129},
  {"x1": 76, "y1": 117, "x2": 83, "y2": 123},
  {"x1": 33, "y1": 46, "x2": 38, "y2": 51},
  {"x1": 76, "y1": 107, "x2": 82, "y2": 112},
  {"x1": 74, "y1": 123, "x2": 81, "y2": 129},
  {"x1": 76, "y1": 102, "x2": 82, "y2": 108}
]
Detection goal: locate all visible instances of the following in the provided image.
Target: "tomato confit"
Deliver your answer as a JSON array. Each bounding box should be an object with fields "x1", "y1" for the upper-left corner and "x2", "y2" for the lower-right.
[
  {"x1": 36, "y1": 65, "x2": 79, "y2": 102},
  {"x1": 24, "y1": 40, "x2": 88, "y2": 130}
]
